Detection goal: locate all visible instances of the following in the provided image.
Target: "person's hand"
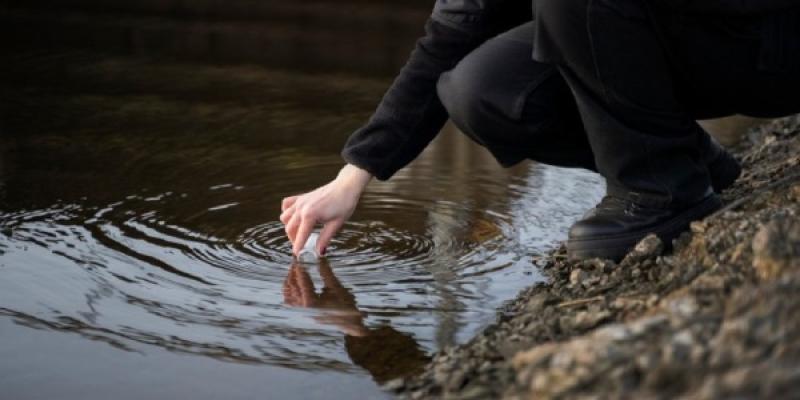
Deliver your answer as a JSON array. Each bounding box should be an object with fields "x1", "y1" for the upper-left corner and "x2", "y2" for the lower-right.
[{"x1": 280, "y1": 164, "x2": 372, "y2": 256}]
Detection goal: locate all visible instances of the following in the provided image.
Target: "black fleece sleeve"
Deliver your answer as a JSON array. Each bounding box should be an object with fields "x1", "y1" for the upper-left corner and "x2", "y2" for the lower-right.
[{"x1": 341, "y1": 2, "x2": 530, "y2": 181}]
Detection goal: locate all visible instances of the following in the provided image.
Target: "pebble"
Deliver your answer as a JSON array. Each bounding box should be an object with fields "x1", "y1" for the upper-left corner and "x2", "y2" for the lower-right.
[
  {"x1": 622, "y1": 234, "x2": 664, "y2": 264},
  {"x1": 570, "y1": 269, "x2": 587, "y2": 286},
  {"x1": 396, "y1": 116, "x2": 800, "y2": 400},
  {"x1": 752, "y1": 218, "x2": 800, "y2": 280}
]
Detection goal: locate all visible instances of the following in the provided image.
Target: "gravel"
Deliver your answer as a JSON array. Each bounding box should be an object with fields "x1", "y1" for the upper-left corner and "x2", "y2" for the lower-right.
[{"x1": 389, "y1": 115, "x2": 800, "y2": 399}]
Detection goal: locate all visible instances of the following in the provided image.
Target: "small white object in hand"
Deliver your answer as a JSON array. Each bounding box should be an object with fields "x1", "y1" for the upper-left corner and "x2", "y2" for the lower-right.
[{"x1": 297, "y1": 232, "x2": 319, "y2": 263}]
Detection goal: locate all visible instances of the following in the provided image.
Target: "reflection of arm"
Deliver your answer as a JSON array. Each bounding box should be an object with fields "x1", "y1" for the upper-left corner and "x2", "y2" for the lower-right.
[
  {"x1": 317, "y1": 259, "x2": 358, "y2": 310},
  {"x1": 651, "y1": 0, "x2": 798, "y2": 14},
  {"x1": 345, "y1": 325, "x2": 430, "y2": 384},
  {"x1": 283, "y1": 262, "x2": 368, "y2": 336},
  {"x1": 341, "y1": 1, "x2": 531, "y2": 181}
]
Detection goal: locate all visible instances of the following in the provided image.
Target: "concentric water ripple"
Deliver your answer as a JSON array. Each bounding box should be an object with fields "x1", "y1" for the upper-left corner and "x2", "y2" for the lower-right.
[
  {"x1": 1, "y1": 51, "x2": 605, "y2": 397},
  {"x1": 1, "y1": 156, "x2": 604, "y2": 380}
]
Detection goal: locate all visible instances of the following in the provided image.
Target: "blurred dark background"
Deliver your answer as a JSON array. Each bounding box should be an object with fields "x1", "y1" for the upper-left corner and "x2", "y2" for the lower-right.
[{"x1": 0, "y1": 0, "x2": 432, "y2": 76}]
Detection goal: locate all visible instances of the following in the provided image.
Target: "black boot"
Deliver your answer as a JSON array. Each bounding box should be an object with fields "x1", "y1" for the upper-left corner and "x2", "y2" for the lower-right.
[
  {"x1": 704, "y1": 136, "x2": 741, "y2": 193},
  {"x1": 567, "y1": 191, "x2": 722, "y2": 261},
  {"x1": 707, "y1": 147, "x2": 741, "y2": 193}
]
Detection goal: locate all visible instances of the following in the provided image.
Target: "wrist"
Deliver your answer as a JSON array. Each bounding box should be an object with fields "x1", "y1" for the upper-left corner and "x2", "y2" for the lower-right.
[{"x1": 336, "y1": 164, "x2": 373, "y2": 193}]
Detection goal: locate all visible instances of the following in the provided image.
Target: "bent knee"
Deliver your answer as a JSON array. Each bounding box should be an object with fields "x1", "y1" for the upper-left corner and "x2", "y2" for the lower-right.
[{"x1": 436, "y1": 65, "x2": 488, "y2": 132}]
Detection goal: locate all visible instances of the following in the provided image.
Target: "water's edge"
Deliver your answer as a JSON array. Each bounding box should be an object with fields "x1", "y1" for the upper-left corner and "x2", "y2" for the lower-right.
[{"x1": 391, "y1": 116, "x2": 800, "y2": 399}]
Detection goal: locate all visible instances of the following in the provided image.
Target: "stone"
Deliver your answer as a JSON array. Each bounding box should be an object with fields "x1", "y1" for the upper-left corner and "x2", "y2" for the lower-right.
[
  {"x1": 666, "y1": 297, "x2": 700, "y2": 319},
  {"x1": 628, "y1": 315, "x2": 669, "y2": 337},
  {"x1": 752, "y1": 219, "x2": 800, "y2": 280},
  {"x1": 622, "y1": 234, "x2": 665, "y2": 265},
  {"x1": 444, "y1": 369, "x2": 469, "y2": 391},
  {"x1": 570, "y1": 269, "x2": 587, "y2": 286},
  {"x1": 691, "y1": 221, "x2": 708, "y2": 234},
  {"x1": 458, "y1": 384, "x2": 491, "y2": 400},
  {"x1": 524, "y1": 292, "x2": 559, "y2": 312},
  {"x1": 662, "y1": 330, "x2": 696, "y2": 365},
  {"x1": 395, "y1": 115, "x2": 800, "y2": 399},
  {"x1": 611, "y1": 297, "x2": 645, "y2": 312},
  {"x1": 789, "y1": 183, "x2": 800, "y2": 202},
  {"x1": 572, "y1": 310, "x2": 612, "y2": 331},
  {"x1": 569, "y1": 268, "x2": 586, "y2": 285},
  {"x1": 383, "y1": 378, "x2": 406, "y2": 392},
  {"x1": 512, "y1": 343, "x2": 558, "y2": 370}
]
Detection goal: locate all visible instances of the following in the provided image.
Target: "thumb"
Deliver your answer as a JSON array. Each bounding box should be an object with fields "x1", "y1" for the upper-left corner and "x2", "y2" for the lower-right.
[{"x1": 317, "y1": 219, "x2": 344, "y2": 255}]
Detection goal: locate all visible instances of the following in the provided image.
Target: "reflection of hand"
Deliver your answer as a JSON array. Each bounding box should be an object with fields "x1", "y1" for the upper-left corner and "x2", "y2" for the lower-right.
[
  {"x1": 282, "y1": 261, "x2": 368, "y2": 337},
  {"x1": 283, "y1": 263, "x2": 429, "y2": 383},
  {"x1": 282, "y1": 263, "x2": 317, "y2": 307},
  {"x1": 280, "y1": 164, "x2": 372, "y2": 256}
]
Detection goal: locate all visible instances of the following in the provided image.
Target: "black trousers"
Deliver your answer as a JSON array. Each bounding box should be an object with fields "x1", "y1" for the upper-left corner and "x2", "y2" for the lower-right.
[
  {"x1": 438, "y1": 4, "x2": 800, "y2": 206},
  {"x1": 437, "y1": 23, "x2": 598, "y2": 172}
]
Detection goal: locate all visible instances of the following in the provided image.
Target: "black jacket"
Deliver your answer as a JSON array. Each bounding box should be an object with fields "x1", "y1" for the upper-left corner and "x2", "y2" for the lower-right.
[
  {"x1": 341, "y1": 0, "x2": 800, "y2": 181},
  {"x1": 341, "y1": 0, "x2": 530, "y2": 181}
]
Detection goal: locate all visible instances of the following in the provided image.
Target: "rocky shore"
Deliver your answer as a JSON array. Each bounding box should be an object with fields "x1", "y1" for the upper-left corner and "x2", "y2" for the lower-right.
[{"x1": 389, "y1": 115, "x2": 800, "y2": 399}]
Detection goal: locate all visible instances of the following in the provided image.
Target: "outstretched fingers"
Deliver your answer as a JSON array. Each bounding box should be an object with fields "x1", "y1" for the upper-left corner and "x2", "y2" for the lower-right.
[
  {"x1": 317, "y1": 219, "x2": 343, "y2": 255},
  {"x1": 281, "y1": 196, "x2": 298, "y2": 212},
  {"x1": 279, "y1": 205, "x2": 295, "y2": 224},
  {"x1": 285, "y1": 212, "x2": 301, "y2": 243}
]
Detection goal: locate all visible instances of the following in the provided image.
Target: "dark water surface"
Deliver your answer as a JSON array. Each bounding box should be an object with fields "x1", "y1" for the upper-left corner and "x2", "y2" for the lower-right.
[{"x1": 0, "y1": 48, "x2": 604, "y2": 399}]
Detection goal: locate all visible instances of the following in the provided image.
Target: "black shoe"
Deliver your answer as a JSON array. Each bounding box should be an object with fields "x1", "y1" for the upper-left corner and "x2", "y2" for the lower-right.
[
  {"x1": 704, "y1": 135, "x2": 741, "y2": 192},
  {"x1": 707, "y1": 148, "x2": 741, "y2": 193},
  {"x1": 567, "y1": 193, "x2": 722, "y2": 261}
]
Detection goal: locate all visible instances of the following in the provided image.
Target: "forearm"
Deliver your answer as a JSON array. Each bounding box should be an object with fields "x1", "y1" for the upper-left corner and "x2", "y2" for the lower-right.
[
  {"x1": 342, "y1": 1, "x2": 531, "y2": 181},
  {"x1": 341, "y1": 19, "x2": 484, "y2": 180}
]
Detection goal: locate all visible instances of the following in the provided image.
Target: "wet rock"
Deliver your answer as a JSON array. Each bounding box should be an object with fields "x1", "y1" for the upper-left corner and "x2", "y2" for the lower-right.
[
  {"x1": 523, "y1": 292, "x2": 559, "y2": 312},
  {"x1": 512, "y1": 343, "x2": 558, "y2": 370},
  {"x1": 691, "y1": 221, "x2": 708, "y2": 234},
  {"x1": 383, "y1": 378, "x2": 406, "y2": 392},
  {"x1": 789, "y1": 183, "x2": 800, "y2": 202},
  {"x1": 611, "y1": 297, "x2": 646, "y2": 312},
  {"x1": 662, "y1": 330, "x2": 696, "y2": 365},
  {"x1": 572, "y1": 310, "x2": 612, "y2": 331},
  {"x1": 458, "y1": 384, "x2": 492, "y2": 400},
  {"x1": 664, "y1": 297, "x2": 700, "y2": 319},
  {"x1": 622, "y1": 234, "x2": 664, "y2": 265},
  {"x1": 444, "y1": 369, "x2": 469, "y2": 391},
  {"x1": 569, "y1": 269, "x2": 587, "y2": 286},
  {"x1": 627, "y1": 315, "x2": 669, "y2": 338},
  {"x1": 752, "y1": 219, "x2": 800, "y2": 280}
]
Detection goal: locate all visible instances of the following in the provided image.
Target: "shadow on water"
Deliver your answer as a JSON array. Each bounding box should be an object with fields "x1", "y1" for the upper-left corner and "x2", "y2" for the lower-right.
[{"x1": 0, "y1": 2, "x2": 605, "y2": 399}]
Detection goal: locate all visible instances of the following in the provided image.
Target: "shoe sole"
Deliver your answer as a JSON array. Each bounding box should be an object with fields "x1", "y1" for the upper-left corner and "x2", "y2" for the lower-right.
[{"x1": 566, "y1": 194, "x2": 722, "y2": 262}]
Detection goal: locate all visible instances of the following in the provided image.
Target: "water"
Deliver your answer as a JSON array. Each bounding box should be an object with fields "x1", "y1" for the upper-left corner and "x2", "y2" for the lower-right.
[{"x1": 0, "y1": 34, "x2": 604, "y2": 400}]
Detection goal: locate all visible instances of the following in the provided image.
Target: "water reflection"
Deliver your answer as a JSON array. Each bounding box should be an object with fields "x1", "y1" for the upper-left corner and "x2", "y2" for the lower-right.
[
  {"x1": 284, "y1": 260, "x2": 429, "y2": 383},
  {"x1": 0, "y1": 0, "x2": 429, "y2": 76},
  {"x1": 0, "y1": 48, "x2": 605, "y2": 399}
]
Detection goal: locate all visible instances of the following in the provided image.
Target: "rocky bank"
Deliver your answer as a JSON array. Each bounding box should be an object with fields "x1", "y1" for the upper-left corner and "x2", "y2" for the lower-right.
[{"x1": 389, "y1": 115, "x2": 800, "y2": 399}]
